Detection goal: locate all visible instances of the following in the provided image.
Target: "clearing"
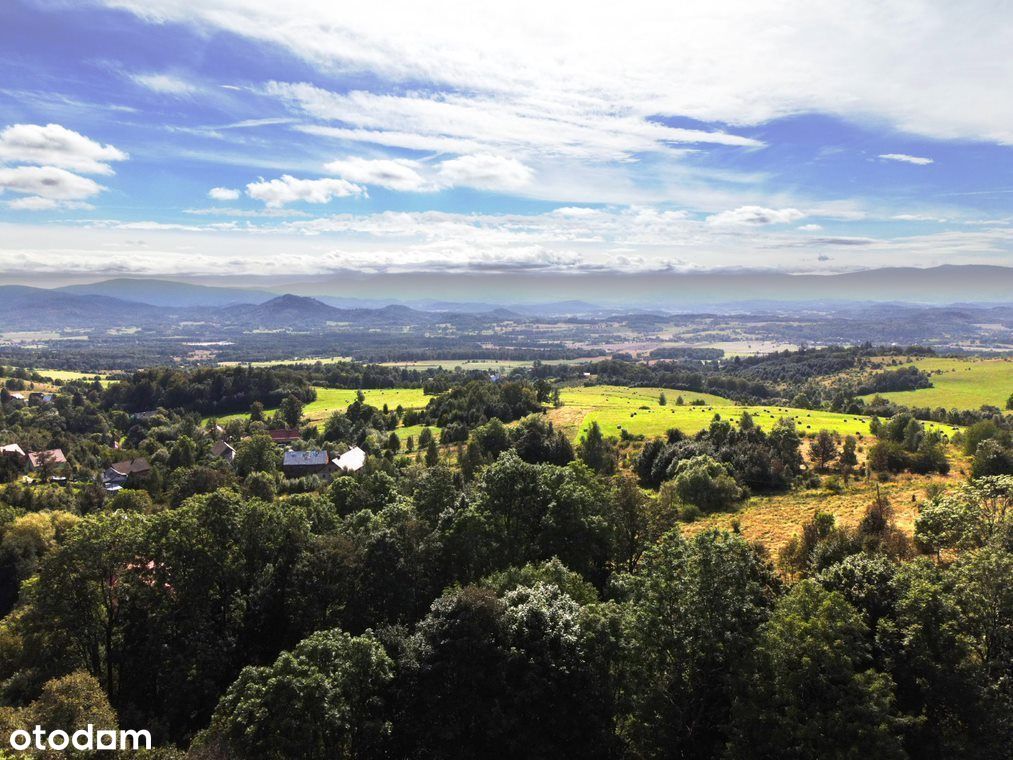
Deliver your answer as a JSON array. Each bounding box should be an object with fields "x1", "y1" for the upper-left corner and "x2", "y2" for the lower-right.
[
  {"x1": 860, "y1": 356, "x2": 1012, "y2": 410},
  {"x1": 551, "y1": 385, "x2": 962, "y2": 441},
  {"x1": 213, "y1": 386, "x2": 432, "y2": 425}
]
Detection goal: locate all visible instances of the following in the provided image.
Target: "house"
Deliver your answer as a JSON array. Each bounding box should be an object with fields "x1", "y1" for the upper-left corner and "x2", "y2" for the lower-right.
[
  {"x1": 29, "y1": 392, "x2": 54, "y2": 405},
  {"x1": 28, "y1": 449, "x2": 67, "y2": 471},
  {"x1": 268, "y1": 428, "x2": 302, "y2": 445},
  {"x1": 282, "y1": 449, "x2": 330, "y2": 478},
  {"x1": 7, "y1": 393, "x2": 25, "y2": 401},
  {"x1": 1, "y1": 443, "x2": 26, "y2": 461},
  {"x1": 110, "y1": 458, "x2": 152, "y2": 479},
  {"x1": 332, "y1": 446, "x2": 366, "y2": 473},
  {"x1": 103, "y1": 457, "x2": 151, "y2": 491},
  {"x1": 211, "y1": 440, "x2": 236, "y2": 463}
]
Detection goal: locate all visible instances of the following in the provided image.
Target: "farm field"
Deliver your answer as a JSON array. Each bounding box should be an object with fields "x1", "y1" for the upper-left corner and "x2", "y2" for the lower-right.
[
  {"x1": 552, "y1": 385, "x2": 962, "y2": 442},
  {"x1": 219, "y1": 356, "x2": 353, "y2": 367},
  {"x1": 860, "y1": 356, "x2": 1012, "y2": 410},
  {"x1": 214, "y1": 386, "x2": 433, "y2": 424},
  {"x1": 379, "y1": 357, "x2": 599, "y2": 371},
  {"x1": 7, "y1": 367, "x2": 110, "y2": 383},
  {"x1": 682, "y1": 464, "x2": 965, "y2": 555}
]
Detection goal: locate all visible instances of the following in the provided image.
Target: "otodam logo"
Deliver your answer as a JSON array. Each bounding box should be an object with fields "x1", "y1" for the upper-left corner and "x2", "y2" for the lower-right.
[{"x1": 8, "y1": 724, "x2": 151, "y2": 752}]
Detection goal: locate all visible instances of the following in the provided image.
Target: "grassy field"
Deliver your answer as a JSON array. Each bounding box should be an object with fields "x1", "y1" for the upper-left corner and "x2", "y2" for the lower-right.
[
  {"x1": 214, "y1": 386, "x2": 433, "y2": 424},
  {"x1": 860, "y1": 356, "x2": 1012, "y2": 410},
  {"x1": 218, "y1": 357, "x2": 353, "y2": 367},
  {"x1": 379, "y1": 357, "x2": 599, "y2": 371},
  {"x1": 551, "y1": 385, "x2": 962, "y2": 442},
  {"x1": 682, "y1": 464, "x2": 966, "y2": 556}
]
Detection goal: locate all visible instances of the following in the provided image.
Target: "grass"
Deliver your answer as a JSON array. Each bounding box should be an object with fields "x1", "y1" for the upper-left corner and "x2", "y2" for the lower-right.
[
  {"x1": 860, "y1": 356, "x2": 1012, "y2": 410},
  {"x1": 219, "y1": 356, "x2": 353, "y2": 367},
  {"x1": 551, "y1": 385, "x2": 962, "y2": 442},
  {"x1": 212, "y1": 386, "x2": 434, "y2": 426},
  {"x1": 7, "y1": 368, "x2": 110, "y2": 384},
  {"x1": 378, "y1": 357, "x2": 598, "y2": 371},
  {"x1": 682, "y1": 463, "x2": 967, "y2": 556}
]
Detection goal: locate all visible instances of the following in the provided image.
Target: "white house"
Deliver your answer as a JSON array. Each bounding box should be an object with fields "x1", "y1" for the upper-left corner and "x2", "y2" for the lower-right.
[{"x1": 332, "y1": 446, "x2": 366, "y2": 472}]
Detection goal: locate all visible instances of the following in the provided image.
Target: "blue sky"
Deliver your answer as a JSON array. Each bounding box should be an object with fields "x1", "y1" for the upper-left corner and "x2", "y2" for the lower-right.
[{"x1": 1, "y1": 0, "x2": 1012, "y2": 280}]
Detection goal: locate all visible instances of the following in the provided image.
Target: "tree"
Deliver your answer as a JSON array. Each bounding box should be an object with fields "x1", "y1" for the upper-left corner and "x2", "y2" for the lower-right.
[
  {"x1": 424, "y1": 438, "x2": 439, "y2": 467},
  {"x1": 670, "y1": 455, "x2": 744, "y2": 512},
  {"x1": 168, "y1": 435, "x2": 197, "y2": 469},
  {"x1": 249, "y1": 401, "x2": 265, "y2": 422},
  {"x1": 398, "y1": 584, "x2": 616, "y2": 760},
  {"x1": 202, "y1": 628, "x2": 394, "y2": 760},
  {"x1": 840, "y1": 434, "x2": 859, "y2": 480},
  {"x1": 658, "y1": 392, "x2": 667, "y2": 406},
  {"x1": 808, "y1": 429, "x2": 840, "y2": 472},
  {"x1": 280, "y1": 394, "x2": 304, "y2": 427},
  {"x1": 727, "y1": 580, "x2": 905, "y2": 759},
  {"x1": 106, "y1": 489, "x2": 155, "y2": 513},
  {"x1": 609, "y1": 474, "x2": 649, "y2": 572},
  {"x1": 576, "y1": 420, "x2": 617, "y2": 475},
  {"x1": 386, "y1": 431, "x2": 401, "y2": 453},
  {"x1": 972, "y1": 439, "x2": 1013, "y2": 478},
  {"x1": 21, "y1": 512, "x2": 145, "y2": 701},
  {"x1": 511, "y1": 414, "x2": 573, "y2": 466},
  {"x1": 234, "y1": 434, "x2": 281, "y2": 476},
  {"x1": 915, "y1": 475, "x2": 1012, "y2": 554},
  {"x1": 23, "y1": 670, "x2": 118, "y2": 736},
  {"x1": 620, "y1": 529, "x2": 777, "y2": 758}
]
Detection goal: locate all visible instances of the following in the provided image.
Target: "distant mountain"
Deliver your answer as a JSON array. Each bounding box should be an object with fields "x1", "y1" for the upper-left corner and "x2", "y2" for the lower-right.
[
  {"x1": 0, "y1": 285, "x2": 160, "y2": 329},
  {"x1": 59, "y1": 278, "x2": 277, "y2": 308},
  {"x1": 220, "y1": 294, "x2": 343, "y2": 326},
  {"x1": 218, "y1": 295, "x2": 443, "y2": 328}
]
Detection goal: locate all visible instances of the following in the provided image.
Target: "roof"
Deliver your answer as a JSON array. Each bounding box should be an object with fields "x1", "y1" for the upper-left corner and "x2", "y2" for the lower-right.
[
  {"x1": 0, "y1": 444, "x2": 25, "y2": 457},
  {"x1": 268, "y1": 428, "x2": 302, "y2": 442},
  {"x1": 283, "y1": 449, "x2": 330, "y2": 467},
  {"x1": 28, "y1": 449, "x2": 67, "y2": 468},
  {"x1": 110, "y1": 457, "x2": 151, "y2": 475},
  {"x1": 211, "y1": 440, "x2": 235, "y2": 456},
  {"x1": 333, "y1": 446, "x2": 366, "y2": 472}
]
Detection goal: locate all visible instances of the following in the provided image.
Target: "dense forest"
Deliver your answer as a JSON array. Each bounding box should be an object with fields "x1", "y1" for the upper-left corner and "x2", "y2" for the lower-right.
[{"x1": 0, "y1": 355, "x2": 1009, "y2": 758}]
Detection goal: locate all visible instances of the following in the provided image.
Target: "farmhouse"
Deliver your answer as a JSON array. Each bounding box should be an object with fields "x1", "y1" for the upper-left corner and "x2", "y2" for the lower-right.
[
  {"x1": 28, "y1": 449, "x2": 67, "y2": 470},
  {"x1": 333, "y1": 446, "x2": 366, "y2": 473},
  {"x1": 211, "y1": 440, "x2": 236, "y2": 463},
  {"x1": 110, "y1": 458, "x2": 152, "y2": 479},
  {"x1": 1, "y1": 443, "x2": 26, "y2": 460},
  {"x1": 282, "y1": 449, "x2": 330, "y2": 477},
  {"x1": 268, "y1": 428, "x2": 302, "y2": 445}
]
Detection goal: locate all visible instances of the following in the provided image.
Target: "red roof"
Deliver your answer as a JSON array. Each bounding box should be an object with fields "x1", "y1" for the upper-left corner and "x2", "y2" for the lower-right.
[
  {"x1": 268, "y1": 428, "x2": 301, "y2": 443},
  {"x1": 28, "y1": 449, "x2": 67, "y2": 468}
]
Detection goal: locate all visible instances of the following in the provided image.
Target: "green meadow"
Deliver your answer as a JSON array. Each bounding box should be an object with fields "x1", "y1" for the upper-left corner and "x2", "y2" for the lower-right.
[
  {"x1": 213, "y1": 386, "x2": 432, "y2": 424},
  {"x1": 860, "y1": 356, "x2": 1012, "y2": 410},
  {"x1": 553, "y1": 385, "x2": 962, "y2": 442}
]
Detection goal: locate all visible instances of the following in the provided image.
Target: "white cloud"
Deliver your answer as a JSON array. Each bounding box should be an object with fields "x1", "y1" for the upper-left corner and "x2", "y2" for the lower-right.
[
  {"x1": 436, "y1": 154, "x2": 533, "y2": 191},
  {"x1": 706, "y1": 206, "x2": 805, "y2": 226},
  {"x1": 130, "y1": 72, "x2": 198, "y2": 96},
  {"x1": 323, "y1": 156, "x2": 430, "y2": 191},
  {"x1": 245, "y1": 174, "x2": 365, "y2": 207},
  {"x1": 7, "y1": 196, "x2": 60, "y2": 211},
  {"x1": 97, "y1": 2, "x2": 1013, "y2": 146},
  {"x1": 0, "y1": 123, "x2": 127, "y2": 175},
  {"x1": 798, "y1": 223, "x2": 823, "y2": 231},
  {"x1": 0, "y1": 165, "x2": 104, "y2": 200},
  {"x1": 879, "y1": 153, "x2": 934, "y2": 165},
  {"x1": 208, "y1": 186, "x2": 241, "y2": 201},
  {"x1": 3, "y1": 205, "x2": 1010, "y2": 278},
  {"x1": 272, "y1": 82, "x2": 760, "y2": 163}
]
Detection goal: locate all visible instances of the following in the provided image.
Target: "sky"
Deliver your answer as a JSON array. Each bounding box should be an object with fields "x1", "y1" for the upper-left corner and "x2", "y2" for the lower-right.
[{"x1": 1, "y1": 0, "x2": 1013, "y2": 282}]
